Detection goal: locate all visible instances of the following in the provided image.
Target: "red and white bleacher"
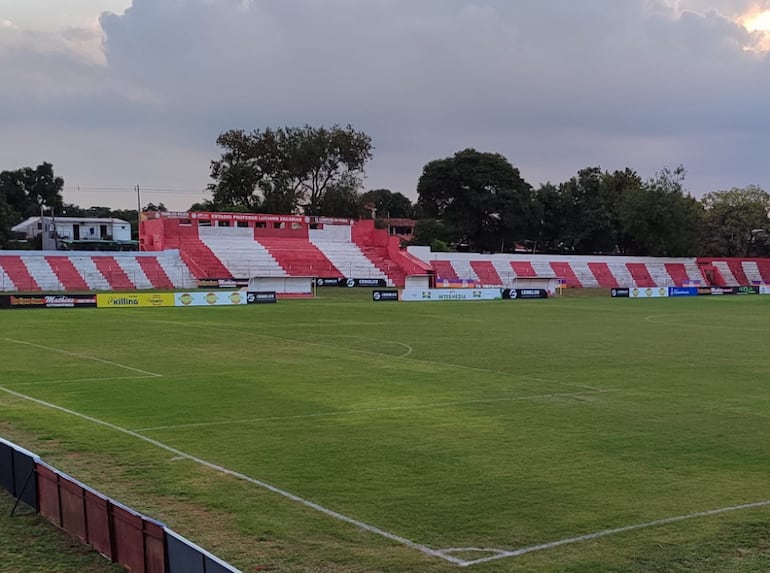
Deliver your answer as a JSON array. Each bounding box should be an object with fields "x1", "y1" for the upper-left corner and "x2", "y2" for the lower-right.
[
  {"x1": 0, "y1": 252, "x2": 195, "y2": 292},
  {"x1": 407, "y1": 248, "x2": 711, "y2": 289}
]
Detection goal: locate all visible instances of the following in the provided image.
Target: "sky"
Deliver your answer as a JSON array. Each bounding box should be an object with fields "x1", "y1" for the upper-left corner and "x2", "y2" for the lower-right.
[{"x1": 1, "y1": 0, "x2": 770, "y2": 211}]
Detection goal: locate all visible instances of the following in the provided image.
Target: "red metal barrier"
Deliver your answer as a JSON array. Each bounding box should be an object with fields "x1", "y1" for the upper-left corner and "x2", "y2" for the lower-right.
[{"x1": 36, "y1": 461, "x2": 166, "y2": 573}]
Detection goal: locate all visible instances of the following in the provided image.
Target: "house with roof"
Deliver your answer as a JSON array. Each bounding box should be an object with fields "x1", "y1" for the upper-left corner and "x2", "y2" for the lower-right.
[{"x1": 11, "y1": 216, "x2": 133, "y2": 250}]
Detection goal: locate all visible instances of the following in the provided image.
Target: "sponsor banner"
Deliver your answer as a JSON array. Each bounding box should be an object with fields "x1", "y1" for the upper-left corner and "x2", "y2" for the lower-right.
[
  {"x1": 189, "y1": 212, "x2": 308, "y2": 224},
  {"x1": 668, "y1": 287, "x2": 699, "y2": 297},
  {"x1": 761, "y1": 285, "x2": 770, "y2": 295},
  {"x1": 735, "y1": 285, "x2": 760, "y2": 295},
  {"x1": 97, "y1": 293, "x2": 175, "y2": 308},
  {"x1": 372, "y1": 290, "x2": 399, "y2": 302},
  {"x1": 0, "y1": 294, "x2": 97, "y2": 309},
  {"x1": 610, "y1": 288, "x2": 630, "y2": 298},
  {"x1": 197, "y1": 278, "x2": 249, "y2": 288},
  {"x1": 246, "y1": 291, "x2": 277, "y2": 304},
  {"x1": 343, "y1": 278, "x2": 387, "y2": 288},
  {"x1": 502, "y1": 288, "x2": 549, "y2": 300},
  {"x1": 175, "y1": 291, "x2": 247, "y2": 307},
  {"x1": 629, "y1": 287, "x2": 669, "y2": 298},
  {"x1": 400, "y1": 288, "x2": 502, "y2": 302},
  {"x1": 316, "y1": 278, "x2": 388, "y2": 287},
  {"x1": 708, "y1": 287, "x2": 735, "y2": 296}
]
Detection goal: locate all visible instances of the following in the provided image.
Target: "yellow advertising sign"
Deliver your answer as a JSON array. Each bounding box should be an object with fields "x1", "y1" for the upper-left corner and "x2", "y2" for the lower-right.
[{"x1": 96, "y1": 293, "x2": 175, "y2": 308}]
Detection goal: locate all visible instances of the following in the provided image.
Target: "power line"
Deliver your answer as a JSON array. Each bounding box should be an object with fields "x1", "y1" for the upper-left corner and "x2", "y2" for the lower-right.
[{"x1": 64, "y1": 186, "x2": 208, "y2": 195}]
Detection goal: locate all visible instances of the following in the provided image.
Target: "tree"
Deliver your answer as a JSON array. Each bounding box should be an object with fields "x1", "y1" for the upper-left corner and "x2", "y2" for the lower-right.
[
  {"x1": 208, "y1": 125, "x2": 373, "y2": 215},
  {"x1": 317, "y1": 174, "x2": 363, "y2": 218},
  {"x1": 557, "y1": 166, "x2": 631, "y2": 255},
  {"x1": 0, "y1": 162, "x2": 64, "y2": 247},
  {"x1": 700, "y1": 186, "x2": 770, "y2": 257},
  {"x1": 360, "y1": 188, "x2": 414, "y2": 219},
  {"x1": 618, "y1": 166, "x2": 703, "y2": 256},
  {"x1": 417, "y1": 149, "x2": 533, "y2": 252}
]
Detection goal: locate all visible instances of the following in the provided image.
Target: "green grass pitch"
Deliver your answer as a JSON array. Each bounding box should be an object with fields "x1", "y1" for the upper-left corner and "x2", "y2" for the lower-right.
[{"x1": 1, "y1": 291, "x2": 770, "y2": 572}]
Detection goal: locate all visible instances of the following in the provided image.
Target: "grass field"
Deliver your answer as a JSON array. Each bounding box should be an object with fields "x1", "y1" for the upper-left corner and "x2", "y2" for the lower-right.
[{"x1": 1, "y1": 291, "x2": 770, "y2": 572}]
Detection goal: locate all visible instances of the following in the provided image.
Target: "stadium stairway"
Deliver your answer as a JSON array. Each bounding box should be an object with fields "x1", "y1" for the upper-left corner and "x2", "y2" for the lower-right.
[
  {"x1": 45, "y1": 256, "x2": 89, "y2": 291},
  {"x1": 310, "y1": 233, "x2": 389, "y2": 282},
  {"x1": 180, "y1": 232, "x2": 232, "y2": 279},
  {"x1": 135, "y1": 256, "x2": 175, "y2": 289},
  {"x1": 92, "y1": 256, "x2": 138, "y2": 290},
  {"x1": 256, "y1": 236, "x2": 340, "y2": 277}
]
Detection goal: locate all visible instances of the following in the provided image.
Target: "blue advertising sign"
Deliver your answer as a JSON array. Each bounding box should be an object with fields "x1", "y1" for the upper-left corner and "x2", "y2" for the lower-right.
[{"x1": 668, "y1": 287, "x2": 698, "y2": 297}]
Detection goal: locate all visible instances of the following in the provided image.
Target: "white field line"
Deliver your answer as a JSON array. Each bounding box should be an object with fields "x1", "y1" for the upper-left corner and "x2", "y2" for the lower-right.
[
  {"x1": 3, "y1": 338, "x2": 162, "y2": 378},
  {"x1": 8, "y1": 376, "x2": 157, "y2": 388},
  {"x1": 132, "y1": 389, "x2": 612, "y2": 433},
  {"x1": 146, "y1": 320, "x2": 600, "y2": 391},
  {"x1": 0, "y1": 384, "x2": 464, "y2": 566},
  {"x1": 442, "y1": 499, "x2": 770, "y2": 567}
]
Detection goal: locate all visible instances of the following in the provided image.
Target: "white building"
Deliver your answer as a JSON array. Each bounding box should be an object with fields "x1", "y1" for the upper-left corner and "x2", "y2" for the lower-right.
[{"x1": 12, "y1": 216, "x2": 132, "y2": 250}]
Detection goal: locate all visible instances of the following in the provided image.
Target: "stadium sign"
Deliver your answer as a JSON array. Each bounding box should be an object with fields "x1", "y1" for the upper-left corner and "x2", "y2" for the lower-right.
[
  {"x1": 246, "y1": 291, "x2": 277, "y2": 304},
  {"x1": 96, "y1": 293, "x2": 175, "y2": 308},
  {"x1": 502, "y1": 288, "x2": 548, "y2": 300},
  {"x1": 372, "y1": 290, "x2": 399, "y2": 302},
  {"x1": 0, "y1": 294, "x2": 97, "y2": 309},
  {"x1": 400, "y1": 288, "x2": 502, "y2": 302}
]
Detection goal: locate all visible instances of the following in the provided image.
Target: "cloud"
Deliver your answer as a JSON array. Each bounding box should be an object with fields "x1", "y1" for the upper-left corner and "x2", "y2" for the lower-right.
[{"x1": 2, "y1": 0, "x2": 770, "y2": 208}]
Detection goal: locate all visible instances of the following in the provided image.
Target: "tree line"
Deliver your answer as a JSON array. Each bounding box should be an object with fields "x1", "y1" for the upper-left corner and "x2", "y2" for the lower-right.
[{"x1": 2, "y1": 124, "x2": 770, "y2": 257}]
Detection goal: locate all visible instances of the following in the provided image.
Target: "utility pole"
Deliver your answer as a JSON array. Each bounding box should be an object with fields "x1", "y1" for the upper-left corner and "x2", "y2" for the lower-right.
[{"x1": 135, "y1": 184, "x2": 141, "y2": 249}]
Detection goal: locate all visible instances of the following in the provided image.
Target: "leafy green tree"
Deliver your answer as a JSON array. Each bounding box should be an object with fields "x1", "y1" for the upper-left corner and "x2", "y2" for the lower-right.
[
  {"x1": 558, "y1": 166, "x2": 630, "y2": 254},
  {"x1": 318, "y1": 174, "x2": 363, "y2": 218},
  {"x1": 417, "y1": 149, "x2": 533, "y2": 252},
  {"x1": 410, "y1": 218, "x2": 452, "y2": 247},
  {"x1": 209, "y1": 125, "x2": 373, "y2": 215},
  {"x1": 0, "y1": 162, "x2": 64, "y2": 247},
  {"x1": 360, "y1": 188, "x2": 414, "y2": 218},
  {"x1": 208, "y1": 129, "x2": 265, "y2": 211},
  {"x1": 700, "y1": 186, "x2": 770, "y2": 257},
  {"x1": 188, "y1": 199, "x2": 218, "y2": 212},
  {"x1": 619, "y1": 166, "x2": 703, "y2": 256}
]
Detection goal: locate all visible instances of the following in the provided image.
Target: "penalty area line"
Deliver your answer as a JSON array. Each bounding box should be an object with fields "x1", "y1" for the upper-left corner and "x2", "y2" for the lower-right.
[
  {"x1": 442, "y1": 499, "x2": 770, "y2": 567},
  {"x1": 3, "y1": 338, "x2": 162, "y2": 378},
  {"x1": 0, "y1": 384, "x2": 464, "y2": 566}
]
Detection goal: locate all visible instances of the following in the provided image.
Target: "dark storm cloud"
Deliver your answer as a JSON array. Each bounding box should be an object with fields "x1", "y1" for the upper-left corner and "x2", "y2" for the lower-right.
[{"x1": 2, "y1": 0, "x2": 770, "y2": 208}]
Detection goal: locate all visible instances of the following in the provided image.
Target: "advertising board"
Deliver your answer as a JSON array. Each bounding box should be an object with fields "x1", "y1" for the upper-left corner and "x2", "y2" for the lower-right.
[
  {"x1": 668, "y1": 287, "x2": 699, "y2": 297},
  {"x1": 174, "y1": 291, "x2": 247, "y2": 307},
  {"x1": 96, "y1": 293, "x2": 175, "y2": 308},
  {"x1": 372, "y1": 290, "x2": 399, "y2": 302},
  {"x1": 502, "y1": 288, "x2": 548, "y2": 300},
  {"x1": 610, "y1": 288, "x2": 630, "y2": 298},
  {"x1": 316, "y1": 278, "x2": 388, "y2": 287},
  {"x1": 629, "y1": 287, "x2": 669, "y2": 298},
  {"x1": 735, "y1": 285, "x2": 760, "y2": 295},
  {"x1": 400, "y1": 288, "x2": 502, "y2": 302},
  {"x1": 0, "y1": 294, "x2": 98, "y2": 309},
  {"x1": 246, "y1": 291, "x2": 277, "y2": 304},
  {"x1": 196, "y1": 278, "x2": 249, "y2": 288}
]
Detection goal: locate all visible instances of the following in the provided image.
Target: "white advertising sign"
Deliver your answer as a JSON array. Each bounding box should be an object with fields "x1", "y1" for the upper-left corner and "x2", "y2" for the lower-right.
[
  {"x1": 174, "y1": 291, "x2": 248, "y2": 307},
  {"x1": 399, "y1": 288, "x2": 502, "y2": 302},
  {"x1": 629, "y1": 287, "x2": 669, "y2": 298}
]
